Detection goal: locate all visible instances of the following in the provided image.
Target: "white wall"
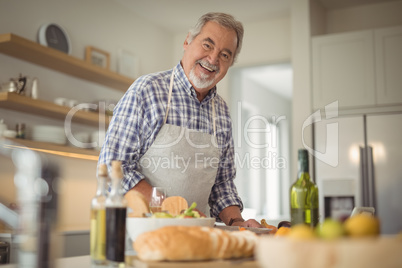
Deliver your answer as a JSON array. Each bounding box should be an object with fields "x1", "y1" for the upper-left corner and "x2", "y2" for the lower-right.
[{"x1": 0, "y1": 0, "x2": 174, "y2": 231}]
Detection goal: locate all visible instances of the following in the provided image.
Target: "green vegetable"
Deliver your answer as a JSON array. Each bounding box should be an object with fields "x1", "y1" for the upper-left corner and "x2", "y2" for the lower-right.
[
  {"x1": 151, "y1": 212, "x2": 173, "y2": 218},
  {"x1": 183, "y1": 202, "x2": 197, "y2": 217},
  {"x1": 149, "y1": 202, "x2": 202, "y2": 219}
]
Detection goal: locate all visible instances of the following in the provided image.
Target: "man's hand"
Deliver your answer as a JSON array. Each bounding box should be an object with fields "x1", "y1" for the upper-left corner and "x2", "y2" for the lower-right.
[
  {"x1": 231, "y1": 219, "x2": 263, "y2": 228},
  {"x1": 219, "y1": 205, "x2": 264, "y2": 228}
]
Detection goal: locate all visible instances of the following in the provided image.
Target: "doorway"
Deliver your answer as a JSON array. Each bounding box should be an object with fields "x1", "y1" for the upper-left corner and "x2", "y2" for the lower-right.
[{"x1": 229, "y1": 62, "x2": 293, "y2": 222}]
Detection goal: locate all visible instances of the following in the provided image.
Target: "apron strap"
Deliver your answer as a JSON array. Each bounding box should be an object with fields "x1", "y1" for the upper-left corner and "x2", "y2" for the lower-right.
[
  {"x1": 212, "y1": 98, "x2": 216, "y2": 137},
  {"x1": 164, "y1": 69, "x2": 175, "y2": 125},
  {"x1": 164, "y1": 68, "x2": 217, "y2": 136}
]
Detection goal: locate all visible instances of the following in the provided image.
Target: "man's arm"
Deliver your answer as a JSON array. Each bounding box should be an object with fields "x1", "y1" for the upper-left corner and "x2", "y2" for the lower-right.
[
  {"x1": 129, "y1": 179, "x2": 153, "y2": 203},
  {"x1": 219, "y1": 205, "x2": 262, "y2": 228}
]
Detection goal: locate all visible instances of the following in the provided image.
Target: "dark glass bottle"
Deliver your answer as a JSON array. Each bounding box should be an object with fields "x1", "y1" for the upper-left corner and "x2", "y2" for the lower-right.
[
  {"x1": 290, "y1": 149, "x2": 319, "y2": 227},
  {"x1": 105, "y1": 161, "x2": 127, "y2": 267}
]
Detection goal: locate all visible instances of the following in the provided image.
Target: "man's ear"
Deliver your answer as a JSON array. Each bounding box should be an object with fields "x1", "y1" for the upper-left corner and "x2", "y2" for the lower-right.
[{"x1": 183, "y1": 33, "x2": 190, "y2": 49}]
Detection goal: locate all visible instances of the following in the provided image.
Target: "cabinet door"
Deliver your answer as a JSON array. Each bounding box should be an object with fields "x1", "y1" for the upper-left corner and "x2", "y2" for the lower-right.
[
  {"x1": 375, "y1": 25, "x2": 402, "y2": 105},
  {"x1": 312, "y1": 31, "x2": 376, "y2": 109}
]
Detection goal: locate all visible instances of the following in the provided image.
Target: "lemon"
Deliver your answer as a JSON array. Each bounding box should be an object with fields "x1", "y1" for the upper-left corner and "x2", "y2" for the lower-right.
[
  {"x1": 288, "y1": 224, "x2": 316, "y2": 240},
  {"x1": 344, "y1": 214, "x2": 380, "y2": 237},
  {"x1": 316, "y1": 218, "x2": 345, "y2": 240}
]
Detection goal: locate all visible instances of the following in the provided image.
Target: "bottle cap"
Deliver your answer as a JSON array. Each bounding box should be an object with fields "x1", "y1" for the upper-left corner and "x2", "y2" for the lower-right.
[
  {"x1": 98, "y1": 164, "x2": 108, "y2": 176},
  {"x1": 111, "y1": 160, "x2": 123, "y2": 179},
  {"x1": 298, "y1": 149, "x2": 309, "y2": 172},
  {"x1": 298, "y1": 149, "x2": 308, "y2": 159}
]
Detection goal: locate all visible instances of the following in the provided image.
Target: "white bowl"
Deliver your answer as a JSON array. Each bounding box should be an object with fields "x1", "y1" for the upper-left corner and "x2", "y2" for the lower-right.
[{"x1": 126, "y1": 217, "x2": 215, "y2": 243}]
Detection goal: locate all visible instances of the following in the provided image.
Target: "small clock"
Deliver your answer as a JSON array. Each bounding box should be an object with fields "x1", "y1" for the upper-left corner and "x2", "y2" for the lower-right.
[{"x1": 38, "y1": 23, "x2": 71, "y2": 54}]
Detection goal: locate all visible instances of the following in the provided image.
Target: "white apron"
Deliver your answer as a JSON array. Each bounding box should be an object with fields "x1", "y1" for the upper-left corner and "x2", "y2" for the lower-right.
[{"x1": 137, "y1": 69, "x2": 219, "y2": 216}]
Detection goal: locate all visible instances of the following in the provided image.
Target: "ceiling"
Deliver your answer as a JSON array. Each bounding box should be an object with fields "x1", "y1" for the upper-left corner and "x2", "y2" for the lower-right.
[
  {"x1": 113, "y1": 0, "x2": 393, "y2": 33},
  {"x1": 114, "y1": 0, "x2": 291, "y2": 33}
]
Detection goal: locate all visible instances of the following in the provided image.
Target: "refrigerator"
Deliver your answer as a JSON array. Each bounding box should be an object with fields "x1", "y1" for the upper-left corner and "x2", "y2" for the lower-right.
[{"x1": 313, "y1": 112, "x2": 402, "y2": 234}]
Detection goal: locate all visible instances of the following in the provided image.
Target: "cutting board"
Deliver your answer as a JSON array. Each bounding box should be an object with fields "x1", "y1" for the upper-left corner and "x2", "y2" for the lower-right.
[{"x1": 127, "y1": 256, "x2": 259, "y2": 268}]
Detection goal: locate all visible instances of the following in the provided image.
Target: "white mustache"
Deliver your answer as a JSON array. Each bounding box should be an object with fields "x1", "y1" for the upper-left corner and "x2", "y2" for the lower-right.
[{"x1": 197, "y1": 60, "x2": 219, "y2": 73}]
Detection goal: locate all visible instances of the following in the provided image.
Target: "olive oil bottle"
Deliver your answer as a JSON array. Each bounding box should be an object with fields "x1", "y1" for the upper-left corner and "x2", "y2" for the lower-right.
[
  {"x1": 90, "y1": 164, "x2": 108, "y2": 264},
  {"x1": 105, "y1": 161, "x2": 127, "y2": 267},
  {"x1": 290, "y1": 149, "x2": 319, "y2": 227}
]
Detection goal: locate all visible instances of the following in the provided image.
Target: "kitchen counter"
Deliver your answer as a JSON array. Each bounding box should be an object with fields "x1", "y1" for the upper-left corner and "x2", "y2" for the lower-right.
[{"x1": 1, "y1": 255, "x2": 260, "y2": 268}]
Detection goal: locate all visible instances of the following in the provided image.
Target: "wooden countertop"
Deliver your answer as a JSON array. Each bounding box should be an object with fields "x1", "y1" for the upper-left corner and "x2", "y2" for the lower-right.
[
  {"x1": 1, "y1": 255, "x2": 260, "y2": 268},
  {"x1": 127, "y1": 255, "x2": 260, "y2": 268}
]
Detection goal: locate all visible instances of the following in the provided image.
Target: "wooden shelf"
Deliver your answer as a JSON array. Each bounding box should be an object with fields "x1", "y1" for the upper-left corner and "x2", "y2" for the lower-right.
[
  {"x1": 0, "y1": 33, "x2": 134, "y2": 91},
  {"x1": 1, "y1": 137, "x2": 99, "y2": 161},
  {"x1": 0, "y1": 92, "x2": 110, "y2": 127}
]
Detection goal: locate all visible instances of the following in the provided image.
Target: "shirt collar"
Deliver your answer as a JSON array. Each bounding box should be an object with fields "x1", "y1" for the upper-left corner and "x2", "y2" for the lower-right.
[{"x1": 174, "y1": 62, "x2": 217, "y2": 103}]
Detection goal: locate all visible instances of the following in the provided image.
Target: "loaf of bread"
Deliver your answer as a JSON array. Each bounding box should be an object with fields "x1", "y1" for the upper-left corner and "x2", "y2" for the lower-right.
[{"x1": 133, "y1": 226, "x2": 258, "y2": 261}]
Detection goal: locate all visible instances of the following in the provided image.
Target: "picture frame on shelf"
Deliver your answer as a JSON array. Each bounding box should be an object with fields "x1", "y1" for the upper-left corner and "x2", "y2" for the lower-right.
[
  {"x1": 117, "y1": 49, "x2": 139, "y2": 79},
  {"x1": 85, "y1": 46, "x2": 110, "y2": 69}
]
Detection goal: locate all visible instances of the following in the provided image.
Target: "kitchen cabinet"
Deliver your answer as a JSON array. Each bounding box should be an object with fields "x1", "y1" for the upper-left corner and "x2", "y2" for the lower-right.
[
  {"x1": 375, "y1": 26, "x2": 402, "y2": 105},
  {"x1": 0, "y1": 33, "x2": 125, "y2": 160},
  {"x1": 312, "y1": 30, "x2": 376, "y2": 109},
  {"x1": 312, "y1": 25, "x2": 402, "y2": 110}
]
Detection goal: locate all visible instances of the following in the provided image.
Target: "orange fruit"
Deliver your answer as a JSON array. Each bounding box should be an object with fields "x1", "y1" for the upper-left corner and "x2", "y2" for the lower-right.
[{"x1": 275, "y1": 227, "x2": 291, "y2": 236}]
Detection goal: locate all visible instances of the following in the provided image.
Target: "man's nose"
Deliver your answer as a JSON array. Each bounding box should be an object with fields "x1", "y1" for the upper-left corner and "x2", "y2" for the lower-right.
[{"x1": 207, "y1": 50, "x2": 219, "y2": 65}]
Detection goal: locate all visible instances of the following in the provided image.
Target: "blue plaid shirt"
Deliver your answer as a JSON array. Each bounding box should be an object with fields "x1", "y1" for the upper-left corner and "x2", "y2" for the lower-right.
[{"x1": 98, "y1": 62, "x2": 243, "y2": 219}]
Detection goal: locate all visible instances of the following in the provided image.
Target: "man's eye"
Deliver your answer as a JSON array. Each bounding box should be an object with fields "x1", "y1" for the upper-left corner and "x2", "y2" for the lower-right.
[
  {"x1": 203, "y1": 43, "x2": 212, "y2": 50},
  {"x1": 220, "y1": 53, "x2": 230, "y2": 62}
]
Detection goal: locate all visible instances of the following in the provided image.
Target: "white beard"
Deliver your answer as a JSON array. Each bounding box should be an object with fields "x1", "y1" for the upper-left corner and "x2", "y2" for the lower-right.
[{"x1": 189, "y1": 63, "x2": 218, "y2": 89}]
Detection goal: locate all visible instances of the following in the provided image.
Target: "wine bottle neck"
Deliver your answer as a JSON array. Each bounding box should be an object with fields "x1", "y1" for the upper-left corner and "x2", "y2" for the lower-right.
[
  {"x1": 109, "y1": 177, "x2": 121, "y2": 196},
  {"x1": 298, "y1": 159, "x2": 309, "y2": 173},
  {"x1": 297, "y1": 149, "x2": 310, "y2": 179},
  {"x1": 96, "y1": 175, "x2": 107, "y2": 196}
]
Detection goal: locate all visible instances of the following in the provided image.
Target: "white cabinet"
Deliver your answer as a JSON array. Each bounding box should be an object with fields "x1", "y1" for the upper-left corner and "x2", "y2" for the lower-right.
[
  {"x1": 312, "y1": 25, "x2": 402, "y2": 110},
  {"x1": 375, "y1": 25, "x2": 402, "y2": 105}
]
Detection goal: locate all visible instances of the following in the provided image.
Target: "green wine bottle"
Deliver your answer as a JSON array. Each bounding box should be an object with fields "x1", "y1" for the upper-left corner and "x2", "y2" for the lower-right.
[{"x1": 290, "y1": 149, "x2": 319, "y2": 227}]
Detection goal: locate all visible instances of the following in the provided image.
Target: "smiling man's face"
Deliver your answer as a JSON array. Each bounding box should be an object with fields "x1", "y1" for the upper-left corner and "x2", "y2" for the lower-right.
[{"x1": 181, "y1": 21, "x2": 237, "y2": 101}]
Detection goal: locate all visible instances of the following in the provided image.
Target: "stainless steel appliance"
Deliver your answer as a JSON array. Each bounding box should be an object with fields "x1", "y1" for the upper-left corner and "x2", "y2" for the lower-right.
[
  {"x1": 0, "y1": 241, "x2": 10, "y2": 264},
  {"x1": 313, "y1": 113, "x2": 402, "y2": 234}
]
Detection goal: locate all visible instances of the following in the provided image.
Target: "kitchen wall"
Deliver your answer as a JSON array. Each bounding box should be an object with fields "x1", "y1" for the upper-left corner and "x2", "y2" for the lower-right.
[{"x1": 0, "y1": 0, "x2": 175, "y2": 231}]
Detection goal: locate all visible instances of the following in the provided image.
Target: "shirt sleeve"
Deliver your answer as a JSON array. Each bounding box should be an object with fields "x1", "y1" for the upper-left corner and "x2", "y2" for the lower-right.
[
  {"x1": 98, "y1": 78, "x2": 159, "y2": 193},
  {"x1": 208, "y1": 111, "x2": 243, "y2": 221}
]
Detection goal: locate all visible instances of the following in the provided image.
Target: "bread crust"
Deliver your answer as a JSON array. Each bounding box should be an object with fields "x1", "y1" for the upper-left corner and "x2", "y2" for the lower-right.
[{"x1": 134, "y1": 226, "x2": 258, "y2": 261}]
